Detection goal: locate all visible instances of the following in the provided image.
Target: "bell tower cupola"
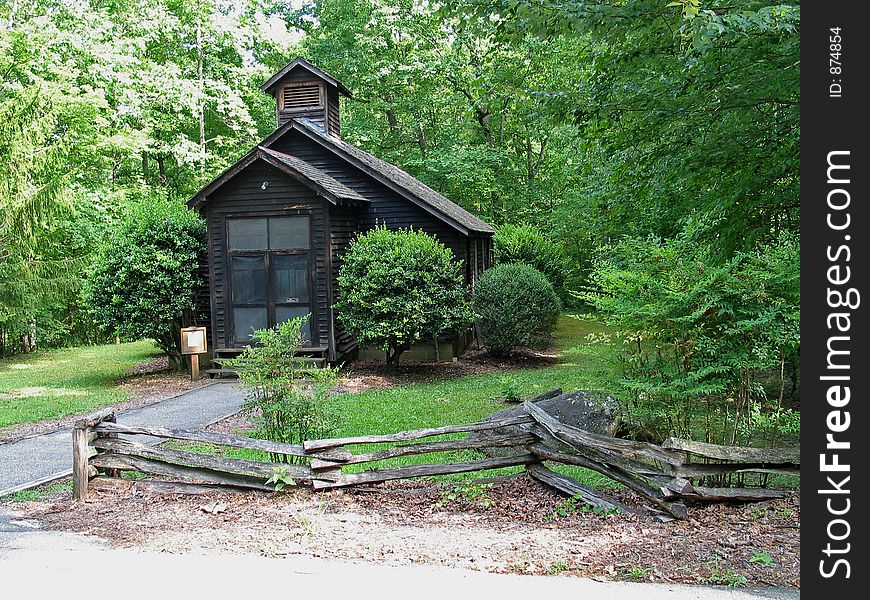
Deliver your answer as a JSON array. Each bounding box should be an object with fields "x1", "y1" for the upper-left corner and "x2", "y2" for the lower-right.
[{"x1": 260, "y1": 57, "x2": 351, "y2": 136}]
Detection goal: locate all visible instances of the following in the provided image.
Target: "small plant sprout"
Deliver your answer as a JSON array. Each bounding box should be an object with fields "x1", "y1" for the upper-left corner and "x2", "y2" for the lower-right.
[
  {"x1": 703, "y1": 557, "x2": 747, "y2": 587},
  {"x1": 266, "y1": 466, "x2": 297, "y2": 491},
  {"x1": 546, "y1": 559, "x2": 569, "y2": 575},
  {"x1": 544, "y1": 495, "x2": 620, "y2": 520},
  {"x1": 497, "y1": 375, "x2": 523, "y2": 402},
  {"x1": 749, "y1": 550, "x2": 775, "y2": 566},
  {"x1": 432, "y1": 481, "x2": 494, "y2": 510},
  {"x1": 623, "y1": 566, "x2": 653, "y2": 581}
]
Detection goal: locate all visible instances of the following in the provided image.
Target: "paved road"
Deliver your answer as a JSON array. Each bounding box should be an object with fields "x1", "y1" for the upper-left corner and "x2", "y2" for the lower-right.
[
  {"x1": 0, "y1": 506, "x2": 798, "y2": 599},
  {"x1": 0, "y1": 382, "x2": 245, "y2": 496}
]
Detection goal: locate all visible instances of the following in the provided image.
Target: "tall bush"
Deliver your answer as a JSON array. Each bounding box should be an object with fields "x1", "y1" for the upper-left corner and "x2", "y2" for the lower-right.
[
  {"x1": 493, "y1": 224, "x2": 570, "y2": 295},
  {"x1": 83, "y1": 200, "x2": 206, "y2": 369},
  {"x1": 225, "y1": 317, "x2": 338, "y2": 463},
  {"x1": 580, "y1": 231, "x2": 800, "y2": 449},
  {"x1": 473, "y1": 263, "x2": 561, "y2": 355},
  {"x1": 336, "y1": 226, "x2": 472, "y2": 366}
]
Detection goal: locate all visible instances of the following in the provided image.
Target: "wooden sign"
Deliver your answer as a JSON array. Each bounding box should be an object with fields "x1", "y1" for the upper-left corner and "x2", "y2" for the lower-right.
[
  {"x1": 180, "y1": 326, "x2": 207, "y2": 381},
  {"x1": 180, "y1": 327, "x2": 207, "y2": 355}
]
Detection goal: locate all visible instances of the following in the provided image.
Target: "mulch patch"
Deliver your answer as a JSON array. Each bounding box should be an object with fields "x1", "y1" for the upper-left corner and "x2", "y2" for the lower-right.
[{"x1": 334, "y1": 348, "x2": 560, "y2": 394}]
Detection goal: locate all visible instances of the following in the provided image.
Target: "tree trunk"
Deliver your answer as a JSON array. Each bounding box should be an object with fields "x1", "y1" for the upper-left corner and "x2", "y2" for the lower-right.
[{"x1": 197, "y1": 22, "x2": 206, "y2": 173}]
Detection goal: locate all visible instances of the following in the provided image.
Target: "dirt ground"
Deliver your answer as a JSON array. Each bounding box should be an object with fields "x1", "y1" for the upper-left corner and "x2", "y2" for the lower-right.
[{"x1": 14, "y1": 475, "x2": 799, "y2": 589}]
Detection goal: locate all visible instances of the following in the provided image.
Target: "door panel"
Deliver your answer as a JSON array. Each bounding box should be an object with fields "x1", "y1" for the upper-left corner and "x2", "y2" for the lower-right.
[
  {"x1": 230, "y1": 256, "x2": 267, "y2": 304},
  {"x1": 233, "y1": 307, "x2": 269, "y2": 340},
  {"x1": 273, "y1": 254, "x2": 309, "y2": 303},
  {"x1": 273, "y1": 254, "x2": 311, "y2": 342},
  {"x1": 228, "y1": 218, "x2": 268, "y2": 250},
  {"x1": 268, "y1": 217, "x2": 309, "y2": 250}
]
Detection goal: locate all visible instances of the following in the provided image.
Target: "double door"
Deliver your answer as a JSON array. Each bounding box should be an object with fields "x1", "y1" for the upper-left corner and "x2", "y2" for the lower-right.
[{"x1": 228, "y1": 216, "x2": 313, "y2": 345}]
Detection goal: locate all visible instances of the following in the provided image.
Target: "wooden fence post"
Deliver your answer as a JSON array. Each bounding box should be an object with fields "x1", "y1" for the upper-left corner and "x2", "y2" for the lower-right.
[
  {"x1": 72, "y1": 409, "x2": 117, "y2": 502},
  {"x1": 72, "y1": 420, "x2": 90, "y2": 502}
]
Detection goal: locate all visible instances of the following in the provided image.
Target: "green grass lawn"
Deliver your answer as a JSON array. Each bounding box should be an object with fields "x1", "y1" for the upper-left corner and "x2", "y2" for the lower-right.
[
  {"x1": 330, "y1": 316, "x2": 614, "y2": 438},
  {"x1": 0, "y1": 341, "x2": 163, "y2": 429}
]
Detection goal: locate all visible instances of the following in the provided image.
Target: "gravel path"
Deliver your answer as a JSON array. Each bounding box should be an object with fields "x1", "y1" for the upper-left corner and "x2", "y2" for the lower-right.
[{"x1": 0, "y1": 382, "x2": 245, "y2": 496}]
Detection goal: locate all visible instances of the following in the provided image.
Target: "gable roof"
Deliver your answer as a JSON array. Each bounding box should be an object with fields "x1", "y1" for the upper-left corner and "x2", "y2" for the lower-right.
[
  {"x1": 189, "y1": 118, "x2": 495, "y2": 235},
  {"x1": 286, "y1": 119, "x2": 495, "y2": 234},
  {"x1": 187, "y1": 146, "x2": 367, "y2": 208},
  {"x1": 261, "y1": 57, "x2": 352, "y2": 98}
]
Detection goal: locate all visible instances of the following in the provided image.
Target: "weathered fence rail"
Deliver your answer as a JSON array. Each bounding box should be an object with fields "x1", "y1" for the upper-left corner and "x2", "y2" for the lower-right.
[{"x1": 73, "y1": 389, "x2": 799, "y2": 521}]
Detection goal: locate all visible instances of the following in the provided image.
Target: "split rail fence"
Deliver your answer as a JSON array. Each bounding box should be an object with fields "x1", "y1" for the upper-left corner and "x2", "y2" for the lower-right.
[{"x1": 73, "y1": 390, "x2": 799, "y2": 521}]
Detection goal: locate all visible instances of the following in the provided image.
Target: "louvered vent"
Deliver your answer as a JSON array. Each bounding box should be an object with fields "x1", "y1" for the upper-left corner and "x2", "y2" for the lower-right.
[{"x1": 281, "y1": 83, "x2": 322, "y2": 112}]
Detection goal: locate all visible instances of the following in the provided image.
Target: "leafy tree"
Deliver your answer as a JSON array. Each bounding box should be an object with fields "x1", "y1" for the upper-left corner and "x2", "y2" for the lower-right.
[
  {"x1": 0, "y1": 90, "x2": 88, "y2": 355},
  {"x1": 335, "y1": 226, "x2": 472, "y2": 366},
  {"x1": 473, "y1": 263, "x2": 561, "y2": 355},
  {"x1": 458, "y1": 0, "x2": 800, "y2": 256},
  {"x1": 579, "y1": 230, "x2": 800, "y2": 447},
  {"x1": 83, "y1": 200, "x2": 206, "y2": 368},
  {"x1": 493, "y1": 224, "x2": 569, "y2": 296}
]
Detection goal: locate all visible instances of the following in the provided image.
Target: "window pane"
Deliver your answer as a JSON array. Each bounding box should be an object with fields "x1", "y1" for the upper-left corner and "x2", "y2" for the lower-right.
[
  {"x1": 272, "y1": 254, "x2": 309, "y2": 303},
  {"x1": 268, "y1": 217, "x2": 309, "y2": 249},
  {"x1": 233, "y1": 307, "x2": 268, "y2": 340},
  {"x1": 275, "y1": 306, "x2": 311, "y2": 342},
  {"x1": 228, "y1": 218, "x2": 267, "y2": 250},
  {"x1": 231, "y1": 256, "x2": 267, "y2": 304}
]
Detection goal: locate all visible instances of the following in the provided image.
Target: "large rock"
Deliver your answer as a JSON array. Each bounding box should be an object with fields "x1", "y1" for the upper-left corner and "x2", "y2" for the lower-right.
[{"x1": 473, "y1": 390, "x2": 620, "y2": 456}]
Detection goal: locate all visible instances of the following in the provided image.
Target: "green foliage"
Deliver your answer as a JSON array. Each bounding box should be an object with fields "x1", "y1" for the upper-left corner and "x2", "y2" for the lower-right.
[
  {"x1": 580, "y1": 230, "x2": 800, "y2": 451},
  {"x1": 493, "y1": 224, "x2": 570, "y2": 296},
  {"x1": 544, "y1": 494, "x2": 620, "y2": 520},
  {"x1": 1, "y1": 0, "x2": 292, "y2": 356},
  {"x1": 83, "y1": 200, "x2": 206, "y2": 368},
  {"x1": 702, "y1": 558, "x2": 748, "y2": 587},
  {"x1": 0, "y1": 90, "x2": 92, "y2": 355},
  {"x1": 545, "y1": 560, "x2": 569, "y2": 575},
  {"x1": 749, "y1": 550, "x2": 775, "y2": 566},
  {"x1": 496, "y1": 375, "x2": 522, "y2": 403},
  {"x1": 225, "y1": 317, "x2": 339, "y2": 463},
  {"x1": 432, "y1": 481, "x2": 494, "y2": 510},
  {"x1": 623, "y1": 566, "x2": 654, "y2": 581},
  {"x1": 458, "y1": 0, "x2": 799, "y2": 258},
  {"x1": 335, "y1": 226, "x2": 473, "y2": 366},
  {"x1": 473, "y1": 263, "x2": 561, "y2": 355},
  {"x1": 266, "y1": 466, "x2": 297, "y2": 491}
]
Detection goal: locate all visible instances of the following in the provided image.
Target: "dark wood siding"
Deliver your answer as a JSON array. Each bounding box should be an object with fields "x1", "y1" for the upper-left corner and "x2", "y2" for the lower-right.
[
  {"x1": 201, "y1": 160, "x2": 330, "y2": 350},
  {"x1": 327, "y1": 88, "x2": 341, "y2": 137},
  {"x1": 271, "y1": 132, "x2": 471, "y2": 276},
  {"x1": 328, "y1": 204, "x2": 360, "y2": 358}
]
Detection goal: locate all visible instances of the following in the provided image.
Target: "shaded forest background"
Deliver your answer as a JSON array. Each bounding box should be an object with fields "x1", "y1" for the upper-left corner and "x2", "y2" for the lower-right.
[{"x1": 0, "y1": 0, "x2": 799, "y2": 355}]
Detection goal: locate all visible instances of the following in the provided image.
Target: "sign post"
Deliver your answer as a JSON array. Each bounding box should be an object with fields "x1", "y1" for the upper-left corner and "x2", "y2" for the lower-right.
[{"x1": 180, "y1": 326, "x2": 207, "y2": 381}]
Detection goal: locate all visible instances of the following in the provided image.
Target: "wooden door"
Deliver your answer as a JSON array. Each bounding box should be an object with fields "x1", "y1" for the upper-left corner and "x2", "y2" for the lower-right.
[{"x1": 227, "y1": 216, "x2": 313, "y2": 345}]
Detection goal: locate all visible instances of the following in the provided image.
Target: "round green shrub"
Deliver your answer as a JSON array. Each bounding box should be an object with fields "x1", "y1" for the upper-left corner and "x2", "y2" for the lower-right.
[
  {"x1": 83, "y1": 200, "x2": 206, "y2": 369},
  {"x1": 493, "y1": 224, "x2": 570, "y2": 294},
  {"x1": 335, "y1": 226, "x2": 472, "y2": 366},
  {"x1": 473, "y1": 263, "x2": 561, "y2": 355}
]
